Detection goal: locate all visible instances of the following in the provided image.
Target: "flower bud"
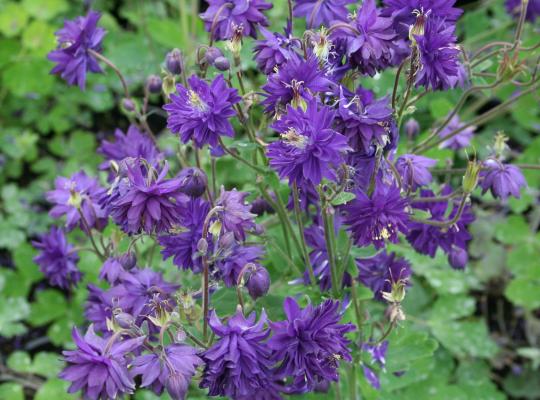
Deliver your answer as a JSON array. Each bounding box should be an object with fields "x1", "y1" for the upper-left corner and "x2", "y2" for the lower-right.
[
  {"x1": 245, "y1": 265, "x2": 270, "y2": 300},
  {"x1": 121, "y1": 98, "x2": 136, "y2": 113},
  {"x1": 119, "y1": 251, "x2": 137, "y2": 270},
  {"x1": 250, "y1": 197, "x2": 274, "y2": 216},
  {"x1": 166, "y1": 372, "x2": 189, "y2": 400},
  {"x1": 214, "y1": 56, "x2": 231, "y2": 71},
  {"x1": 462, "y1": 160, "x2": 481, "y2": 194},
  {"x1": 204, "y1": 46, "x2": 223, "y2": 65},
  {"x1": 146, "y1": 74, "x2": 162, "y2": 94},
  {"x1": 218, "y1": 231, "x2": 236, "y2": 249},
  {"x1": 166, "y1": 48, "x2": 183, "y2": 75},
  {"x1": 162, "y1": 75, "x2": 176, "y2": 97},
  {"x1": 197, "y1": 238, "x2": 208, "y2": 255},
  {"x1": 405, "y1": 118, "x2": 420, "y2": 138},
  {"x1": 448, "y1": 246, "x2": 468, "y2": 270},
  {"x1": 178, "y1": 167, "x2": 208, "y2": 197},
  {"x1": 114, "y1": 312, "x2": 135, "y2": 329}
]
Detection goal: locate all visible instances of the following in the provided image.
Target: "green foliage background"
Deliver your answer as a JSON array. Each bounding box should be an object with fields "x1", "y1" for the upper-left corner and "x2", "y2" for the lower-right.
[{"x1": 0, "y1": 0, "x2": 539, "y2": 399}]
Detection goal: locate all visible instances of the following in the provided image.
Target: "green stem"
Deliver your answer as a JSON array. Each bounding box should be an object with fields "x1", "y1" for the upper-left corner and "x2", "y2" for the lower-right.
[
  {"x1": 322, "y1": 203, "x2": 340, "y2": 298},
  {"x1": 292, "y1": 183, "x2": 316, "y2": 285}
]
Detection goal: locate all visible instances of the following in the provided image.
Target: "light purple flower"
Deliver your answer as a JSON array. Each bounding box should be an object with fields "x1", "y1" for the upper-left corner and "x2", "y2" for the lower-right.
[
  {"x1": 293, "y1": 0, "x2": 354, "y2": 28},
  {"x1": 395, "y1": 154, "x2": 437, "y2": 191},
  {"x1": 253, "y1": 27, "x2": 301, "y2": 74},
  {"x1": 438, "y1": 115, "x2": 475, "y2": 150},
  {"x1": 480, "y1": 159, "x2": 527, "y2": 200},
  {"x1": 216, "y1": 187, "x2": 257, "y2": 241}
]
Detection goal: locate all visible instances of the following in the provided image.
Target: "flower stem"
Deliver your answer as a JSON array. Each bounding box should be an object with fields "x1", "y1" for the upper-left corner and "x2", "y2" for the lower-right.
[
  {"x1": 292, "y1": 182, "x2": 316, "y2": 285},
  {"x1": 321, "y1": 202, "x2": 340, "y2": 298}
]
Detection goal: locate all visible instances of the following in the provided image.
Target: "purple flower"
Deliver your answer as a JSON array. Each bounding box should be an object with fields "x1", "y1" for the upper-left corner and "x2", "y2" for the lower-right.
[
  {"x1": 336, "y1": 87, "x2": 395, "y2": 153},
  {"x1": 414, "y1": 17, "x2": 460, "y2": 91},
  {"x1": 245, "y1": 265, "x2": 271, "y2": 299},
  {"x1": 164, "y1": 74, "x2": 241, "y2": 148},
  {"x1": 505, "y1": 0, "x2": 540, "y2": 22},
  {"x1": 438, "y1": 115, "x2": 475, "y2": 150},
  {"x1": 293, "y1": 0, "x2": 355, "y2": 28},
  {"x1": 200, "y1": 0, "x2": 272, "y2": 41},
  {"x1": 106, "y1": 160, "x2": 187, "y2": 234},
  {"x1": 216, "y1": 187, "x2": 257, "y2": 240},
  {"x1": 343, "y1": 184, "x2": 409, "y2": 249},
  {"x1": 356, "y1": 251, "x2": 411, "y2": 300},
  {"x1": 362, "y1": 341, "x2": 388, "y2": 368},
  {"x1": 448, "y1": 246, "x2": 468, "y2": 270},
  {"x1": 99, "y1": 257, "x2": 123, "y2": 284},
  {"x1": 84, "y1": 284, "x2": 127, "y2": 333},
  {"x1": 480, "y1": 159, "x2": 527, "y2": 200},
  {"x1": 178, "y1": 167, "x2": 208, "y2": 198},
  {"x1": 254, "y1": 27, "x2": 301, "y2": 74},
  {"x1": 261, "y1": 56, "x2": 331, "y2": 115},
  {"x1": 330, "y1": 0, "x2": 407, "y2": 76},
  {"x1": 32, "y1": 226, "x2": 81, "y2": 289},
  {"x1": 363, "y1": 365, "x2": 381, "y2": 389},
  {"x1": 46, "y1": 170, "x2": 107, "y2": 232},
  {"x1": 59, "y1": 325, "x2": 144, "y2": 400},
  {"x1": 48, "y1": 11, "x2": 106, "y2": 90},
  {"x1": 215, "y1": 240, "x2": 264, "y2": 287},
  {"x1": 395, "y1": 154, "x2": 437, "y2": 191},
  {"x1": 269, "y1": 297, "x2": 355, "y2": 391},
  {"x1": 267, "y1": 97, "x2": 350, "y2": 186},
  {"x1": 131, "y1": 344, "x2": 202, "y2": 399},
  {"x1": 200, "y1": 309, "x2": 280, "y2": 398},
  {"x1": 405, "y1": 118, "x2": 420, "y2": 137}
]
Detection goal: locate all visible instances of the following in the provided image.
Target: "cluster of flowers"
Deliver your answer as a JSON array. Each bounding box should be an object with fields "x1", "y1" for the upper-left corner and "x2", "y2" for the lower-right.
[{"x1": 34, "y1": 0, "x2": 537, "y2": 398}]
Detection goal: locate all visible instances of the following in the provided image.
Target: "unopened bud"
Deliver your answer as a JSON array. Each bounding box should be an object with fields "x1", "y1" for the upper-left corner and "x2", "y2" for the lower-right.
[
  {"x1": 214, "y1": 56, "x2": 231, "y2": 71},
  {"x1": 166, "y1": 373, "x2": 189, "y2": 400},
  {"x1": 146, "y1": 74, "x2": 162, "y2": 94},
  {"x1": 204, "y1": 47, "x2": 223, "y2": 65},
  {"x1": 493, "y1": 131, "x2": 509, "y2": 158},
  {"x1": 405, "y1": 118, "x2": 420, "y2": 138},
  {"x1": 462, "y1": 160, "x2": 481, "y2": 194},
  {"x1": 119, "y1": 251, "x2": 137, "y2": 270},
  {"x1": 245, "y1": 265, "x2": 270, "y2": 300},
  {"x1": 178, "y1": 167, "x2": 208, "y2": 198},
  {"x1": 166, "y1": 48, "x2": 183, "y2": 75},
  {"x1": 121, "y1": 98, "x2": 136, "y2": 113},
  {"x1": 197, "y1": 238, "x2": 208, "y2": 255},
  {"x1": 114, "y1": 312, "x2": 135, "y2": 329},
  {"x1": 448, "y1": 246, "x2": 468, "y2": 270}
]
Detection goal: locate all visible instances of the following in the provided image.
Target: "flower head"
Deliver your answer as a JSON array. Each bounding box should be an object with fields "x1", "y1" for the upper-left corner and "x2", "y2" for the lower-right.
[
  {"x1": 267, "y1": 97, "x2": 350, "y2": 186},
  {"x1": 293, "y1": 0, "x2": 355, "y2": 28},
  {"x1": 395, "y1": 154, "x2": 437, "y2": 191},
  {"x1": 216, "y1": 187, "x2": 257, "y2": 240},
  {"x1": 32, "y1": 226, "x2": 81, "y2": 289},
  {"x1": 505, "y1": 0, "x2": 540, "y2": 22},
  {"x1": 480, "y1": 159, "x2": 527, "y2": 200},
  {"x1": 254, "y1": 27, "x2": 301, "y2": 74},
  {"x1": 164, "y1": 74, "x2": 241, "y2": 148},
  {"x1": 438, "y1": 115, "x2": 476, "y2": 150},
  {"x1": 48, "y1": 11, "x2": 106, "y2": 90},
  {"x1": 178, "y1": 167, "x2": 208, "y2": 198},
  {"x1": 215, "y1": 240, "x2": 264, "y2": 287}
]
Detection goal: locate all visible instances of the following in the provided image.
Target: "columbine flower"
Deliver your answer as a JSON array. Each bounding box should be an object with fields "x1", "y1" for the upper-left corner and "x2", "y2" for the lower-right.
[
  {"x1": 59, "y1": 325, "x2": 144, "y2": 400},
  {"x1": 84, "y1": 284, "x2": 128, "y2": 333},
  {"x1": 505, "y1": 0, "x2": 540, "y2": 22},
  {"x1": 438, "y1": 115, "x2": 476, "y2": 150},
  {"x1": 261, "y1": 56, "x2": 331, "y2": 114},
  {"x1": 164, "y1": 74, "x2": 241, "y2": 148},
  {"x1": 48, "y1": 11, "x2": 106, "y2": 90},
  {"x1": 395, "y1": 154, "x2": 437, "y2": 191},
  {"x1": 293, "y1": 0, "x2": 354, "y2": 28},
  {"x1": 336, "y1": 87, "x2": 395, "y2": 153},
  {"x1": 330, "y1": 0, "x2": 407, "y2": 76},
  {"x1": 200, "y1": 0, "x2": 272, "y2": 41},
  {"x1": 245, "y1": 265, "x2": 271, "y2": 299},
  {"x1": 200, "y1": 309, "x2": 279, "y2": 398},
  {"x1": 356, "y1": 251, "x2": 411, "y2": 300},
  {"x1": 479, "y1": 159, "x2": 527, "y2": 200},
  {"x1": 215, "y1": 239, "x2": 264, "y2": 287},
  {"x1": 32, "y1": 226, "x2": 81, "y2": 290},
  {"x1": 343, "y1": 184, "x2": 409, "y2": 249},
  {"x1": 414, "y1": 17, "x2": 460, "y2": 91},
  {"x1": 178, "y1": 167, "x2": 208, "y2": 198},
  {"x1": 269, "y1": 297, "x2": 355, "y2": 391},
  {"x1": 99, "y1": 257, "x2": 123, "y2": 284},
  {"x1": 267, "y1": 97, "x2": 350, "y2": 186},
  {"x1": 46, "y1": 170, "x2": 107, "y2": 232},
  {"x1": 106, "y1": 160, "x2": 187, "y2": 234},
  {"x1": 361, "y1": 340, "x2": 389, "y2": 389},
  {"x1": 254, "y1": 27, "x2": 301, "y2": 74},
  {"x1": 215, "y1": 187, "x2": 257, "y2": 240},
  {"x1": 131, "y1": 344, "x2": 203, "y2": 399}
]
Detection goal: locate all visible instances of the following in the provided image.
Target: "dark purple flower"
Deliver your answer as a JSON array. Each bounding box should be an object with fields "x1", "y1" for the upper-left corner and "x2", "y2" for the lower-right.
[
  {"x1": 480, "y1": 159, "x2": 527, "y2": 200},
  {"x1": 59, "y1": 325, "x2": 144, "y2": 400},
  {"x1": 395, "y1": 154, "x2": 436, "y2": 191},
  {"x1": 343, "y1": 184, "x2": 409, "y2": 249},
  {"x1": 356, "y1": 251, "x2": 411, "y2": 300},
  {"x1": 48, "y1": 11, "x2": 106, "y2": 90},
  {"x1": 254, "y1": 27, "x2": 301, "y2": 74},
  {"x1": 414, "y1": 17, "x2": 460, "y2": 91},
  {"x1": 164, "y1": 74, "x2": 241, "y2": 148},
  {"x1": 216, "y1": 187, "x2": 257, "y2": 240},
  {"x1": 32, "y1": 226, "x2": 81, "y2": 289},
  {"x1": 362, "y1": 340, "x2": 388, "y2": 368},
  {"x1": 46, "y1": 170, "x2": 107, "y2": 232},
  {"x1": 293, "y1": 0, "x2": 355, "y2": 28},
  {"x1": 438, "y1": 115, "x2": 475, "y2": 150},
  {"x1": 200, "y1": 0, "x2": 272, "y2": 40},
  {"x1": 131, "y1": 344, "x2": 203, "y2": 399},
  {"x1": 215, "y1": 241, "x2": 264, "y2": 287},
  {"x1": 200, "y1": 309, "x2": 280, "y2": 398},
  {"x1": 250, "y1": 197, "x2": 274, "y2": 216},
  {"x1": 245, "y1": 264, "x2": 271, "y2": 299},
  {"x1": 99, "y1": 257, "x2": 124, "y2": 284},
  {"x1": 261, "y1": 56, "x2": 331, "y2": 114},
  {"x1": 269, "y1": 297, "x2": 355, "y2": 391},
  {"x1": 505, "y1": 0, "x2": 540, "y2": 22},
  {"x1": 267, "y1": 97, "x2": 350, "y2": 186},
  {"x1": 448, "y1": 246, "x2": 468, "y2": 270},
  {"x1": 178, "y1": 167, "x2": 208, "y2": 198},
  {"x1": 84, "y1": 284, "x2": 127, "y2": 333}
]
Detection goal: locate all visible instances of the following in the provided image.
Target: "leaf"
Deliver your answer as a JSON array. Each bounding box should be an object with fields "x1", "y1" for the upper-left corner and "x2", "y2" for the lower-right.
[
  {"x1": 494, "y1": 215, "x2": 530, "y2": 245},
  {"x1": 34, "y1": 379, "x2": 73, "y2": 400},
  {"x1": 28, "y1": 289, "x2": 67, "y2": 327},
  {"x1": 331, "y1": 191, "x2": 356, "y2": 206},
  {"x1": 22, "y1": 20, "x2": 56, "y2": 57},
  {"x1": 2, "y1": 59, "x2": 55, "y2": 97},
  {"x1": 32, "y1": 352, "x2": 64, "y2": 378},
  {"x1": 0, "y1": 383, "x2": 24, "y2": 400},
  {"x1": 146, "y1": 17, "x2": 185, "y2": 48},
  {"x1": 429, "y1": 98, "x2": 454, "y2": 119},
  {"x1": 429, "y1": 295, "x2": 476, "y2": 321},
  {"x1": 0, "y1": 3, "x2": 29, "y2": 37},
  {"x1": 7, "y1": 351, "x2": 32, "y2": 373},
  {"x1": 430, "y1": 319, "x2": 498, "y2": 358},
  {"x1": 0, "y1": 296, "x2": 30, "y2": 337},
  {"x1": 385, "y1": 325, "x2": 438, "y2": 372},
  {"x1": 505, "y1": 277, "x2": 540, "y2": 310},
  {"x1": 13, "y1": 242, "x2": 42, "y2": 284},
  {"x1": 22, "y1": 0, "x2": 68, "y2": 20}
]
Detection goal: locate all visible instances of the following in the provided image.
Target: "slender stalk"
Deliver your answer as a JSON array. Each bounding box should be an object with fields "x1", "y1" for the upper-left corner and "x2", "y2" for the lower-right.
[
  {"x1": 410, "y1": 193, "x2": 469, "y2": 228},
  {"x1": 88, "y1": 49, "x2": 130, "y2": 99},
  {"x1": 392, "y1": 58, "x2": 408, "y2": 110},
  {"x1": 322, "y1": 204, "x2": 340, "y2": 298},
  {"x1": 77, "y1": 209, "x2": 106, "y2": 261},
  {"x1": 258, "y1": 185, "x2": 293, "y2": 258},
  {"x1": 218, "y1": 137, "x2": 266, "y2": 174},
  {"x1": 292, "y1": 183, "x2": 316, "y2": 285},
  {"x1": 347, "y1": 363, "x2": 357, "y2": 400}
]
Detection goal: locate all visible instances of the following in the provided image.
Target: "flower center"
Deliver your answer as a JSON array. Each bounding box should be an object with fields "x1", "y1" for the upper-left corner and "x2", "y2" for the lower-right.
[
  {"x1": 188, "y1": 90, "x2": 208, "y2": 112},
  {"x1": 281, "y1": 128, "x2": 308, "y2": 149}
]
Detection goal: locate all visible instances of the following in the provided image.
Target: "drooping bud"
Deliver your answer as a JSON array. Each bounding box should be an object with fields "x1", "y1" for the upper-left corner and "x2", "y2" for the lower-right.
[
  {"x1": 405, "y1": 118, "x2": 420, "y2": 138},
  {"x1": 178, "y1": 167, "x2": 208, "y2": 198},
  {"x1": 245, "y1": 264, "x2": 270, "y2": 300},
  {"x1": 197, "y1": 238, "x2": 208, "y2": 255},
  {"x1": 146, "y1": 74, "x2": 162, "y2": 94},
  {"x1": 214, "y1": 56, "x2": 231, "y2": 71},
  {"x1": 462, "y1": 159, "x2": 482, "y2": 194},
  {"x1": 226, "y1": 24, "x2": 244, "y2": 58},
  {"x1": 114, "y1": 312, "x2": 135, "y2": 329},
  {"x1": 166, "y1": 48, "x2": 183, "y2": 75},
  {"x1": 121, "y1": 98, "x2": 136, "y2": 113},
  {"x1": 409, "y1": 8, "x2": 431, "y2": 41},
  {"x1": 204, "y1": 46, "x2": 224, "y2": 65},
  {"x1": 448, "y1": 246, "x2": 468, "y2": 270},
  {"x1": 119, "y1": 251, "x2": 137, "y2": 270},
  {"x1": 250, "y1": 197, "x2": 274, "y2": 216},
  {"x1": 166, "y1": 372, "x2": 189, "y2": 400}
]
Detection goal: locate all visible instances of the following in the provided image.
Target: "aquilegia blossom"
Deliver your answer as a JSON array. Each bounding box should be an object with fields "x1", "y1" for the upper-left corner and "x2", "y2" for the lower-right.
[
  {"x1": 361, "y1": 340, "x2": 389, "y2": 389},
  {"x1": 293, "y1": 0, "x2": 354, "y2": 28},
  {"x1": 438, "y1": 115, "x2": 476, "y2": 150},
  {"x1": 200, "y1": 0, "x2": 272, "y2": 41},
  {"x1": 215, "y1": 187, "x2": 257, "y2": 240},
  {"x1": 215, "y1": 239, "x2": 264, "y2": 287},
  {"x1": 164, "y1": 74, "x2": 241, "y2": 148},
  {"x1": 48, "y1": 11, "x2": 106, "y2": 90},
  {"x1": 254, "y1": 27, "x2": 301, "y2": 74},
  {"x1": 269, "y1": 297, "x2": 355, "y2": 391},
  {"x1": 177, "y1": 167, "x2": 208, "y2": 198},
  {"x1": 480, "y1": 159, "x2": 527, "y2": 200},
  {"x1": 267, "y1": 97, "x2": 350, "y2": 186},
  {"x1": 395, "y1": 154, "x2": 437, "y2": 191},
  {"x1": 32, "y1": 226, "x2": 81, "y2": 290},
  {"x1": 505, "y1": 0, "x2": 540, "y2": 22},
  {"x1": 59, "y1": 325, "x2": 144, "y2": 400}
]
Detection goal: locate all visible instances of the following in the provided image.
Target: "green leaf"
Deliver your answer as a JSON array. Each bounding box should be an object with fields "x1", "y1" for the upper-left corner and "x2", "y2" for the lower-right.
[
  {"x1": 0, "y1": 3, "x2": 29, "y2": 37},
  {"x1": 22, "y1": 0, "x2": 68, "y2": 20},
  {"x1": 13, "y1": 242, "x2": 42, "y2": 284},
  {"x1": 28, "y1": 289, "x2": 67, "y2": 327},
  {"x1": 0, "y1": 383, "x2": 24, "y2": 400},
  {"x1": 429, "y1": 295, "x2": 476, "y2": 321},
  {"x1": 331, "y1": 191, "x2": 356, "y2": 206},
  {"x1": 146, "y1": 17, "x2": 185, "y2": 48},
  {"x1": 429, "y1": 98, "x2": 454, "y2": 119},
  {"x1": 505, "y1": 277, "x2": 540, "y2": 310},
  {"x1": 0, "y1": 296, "x2": 30, "y2": 338},
  {"x1": 32, "y1": 352, "x2": 64, "y2": 378},
  {"x1": 22, "y1": 20, "x2": 56, "y2": 57},
  {"x1": 385, "y1": 325, "x2": 438, "y2": 372},
  {"x1": 34, "y1": 379, "x2": 73, "y2": 400},
  {"x1": 7, "y1": 351, "x2": 32, "y2": 373},
  {"x1": 2, "y1": 59, "x2": 55, "y2": 97},
  {"x1": 494, "y1": 215, "x2": 530, "y2": 245},
  {"x1": 430, "y1": 319, "x2": 498, "y2": 358}
]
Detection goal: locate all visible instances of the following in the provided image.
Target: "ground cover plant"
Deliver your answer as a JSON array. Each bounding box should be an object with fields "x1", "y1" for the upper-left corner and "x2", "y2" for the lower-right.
[{"x1": 0, "y1": 0, "x2": 539, "y2": 399}]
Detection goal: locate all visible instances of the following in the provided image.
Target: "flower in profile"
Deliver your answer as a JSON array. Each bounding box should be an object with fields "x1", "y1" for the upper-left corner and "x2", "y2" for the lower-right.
[
  {"x1": 438, "y1": 115, "x2": 476, "y2": 150},
  {"x1": 46, "y1": 170, "x2": 107, "y2": 232},
  {"x1": 48, "y1": 11, "x2": 106, "y2": 90},
  {"x1": 84, "y1": 283, "x2": 128, "y2": 333},
  {"x1": 216, "y1": 187, "x2": 257, "y2": 240},
  {"x1": 269, "y1": 297, "x2": 355, "y2": 391},
  {"x1": 200, "y1": 0, "x2": 272, "y2": 41},
  {"x1": 215, "y1": 239, "x2": 264, "y2": 287},
  {"x1": 106, "y1": 160, "x2": 187, "y2": 234},
  {"x1": 505, "y1": 0, "x2": 540, "y2": 22},
  {"x1": 480, "y1": 159, "x2": 527, "y2": 200},
  {"x1": 267, "y1": 97, "x2": 350, "y2": 186},
  {"x1": 361, "y1": 340, "x2": 388, "y2": 389},
  {"x1": 200, "y1": 309, "x2": 280, "y2": 398},
  {"x1": 131, "y1": 344, "x2": 203, "y2": 399},
  {"x1": 330, "y1": 0, "x2": 407, "y2": 76},
  {"x1": 336, "y1": 87, "x2": 395, "y2": 153},
  {"x1": 261, "y1": 56, "x2": 331, "y2": 114},
  {"x1": 395, "y1": 154, "x2": 437, "y2": 191},
  {"x1": 293, "y1": 0, "x2": 355, "y2": 28},
  {"x1": 59, "y1": 325, "x2": 144, "y2": 400},
  {"x1": 99, "y1": 257, "x2": 124, "y2": 284},
  {"x1": 414, "y1": 17, "x2": 460, "y2": 91},
  {"x1": 164, "y1": 74, "x2": 241, "y2": 148},
  {"x1": 32, "y1": 226, "x2": 81, "y2": 289},
  {"x1": 356, "y1": 251, "x2": 411, "y2": 300},
  {"x1": 254, "y1": 27, "x2": 301, "y2": 74},
  {"x1": 178, "y1": 167, "x2": 208, "y2": 198},
  {"x1": 343, "y1": 184, "x2": 409, "y2": 249}
]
